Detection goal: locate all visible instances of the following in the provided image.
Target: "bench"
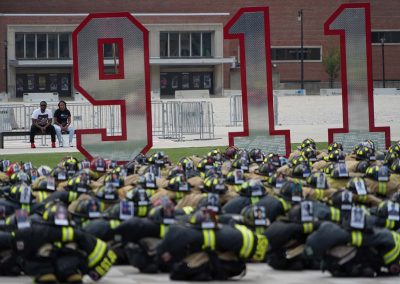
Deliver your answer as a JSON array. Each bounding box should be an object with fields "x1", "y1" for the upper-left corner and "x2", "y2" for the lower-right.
[{"x1": 0, "y1": 131, "x2": 65, "y2": 149}]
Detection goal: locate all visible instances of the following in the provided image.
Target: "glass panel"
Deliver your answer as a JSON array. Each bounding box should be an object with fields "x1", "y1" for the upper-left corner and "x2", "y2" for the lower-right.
[
  {"x1": 160, "y1": 32, "x2": 168, "y2": 57},
  {"x1": 372, "y1": 31, "x2": 400, "y2": 44},
  {"x1": 48, "y1": 34, "x2": 58, "y2": 58},
  {"x1": 103, "y1": 43, "x2": 113, "y2": 58},
  {"x1": 180, "y1": 33, "x2": 190, "y2": 57},
  {"x1": 202, "y1": 32, "x2": 212, "y2": 57},
  {"x1": 15, "y1": 33, "x2": 25, "y2": 59},
  {"x1": 191, "y1": 33, "x2": 201, "y2": 56},
  {"x1": 271, "y1": 48, "x2": 320, "y2": 61},
  {"x1": 37, "y1": 34, "x2": 47, "y2": 58},
  {"x1": 25, "y1": 34, "x2": 36, "y2": 58},
  {"x1": 169, "y1": 33, "x2": 179, "y2": 57},
  {"x1": 59, "y1": 33, "x2": 70, "y2": 58}
]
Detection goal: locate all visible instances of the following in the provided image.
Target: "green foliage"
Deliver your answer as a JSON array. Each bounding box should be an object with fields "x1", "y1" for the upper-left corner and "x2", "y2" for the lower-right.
[{"x1": 322, "y1": 47, "x2": 340, "y2": 88}]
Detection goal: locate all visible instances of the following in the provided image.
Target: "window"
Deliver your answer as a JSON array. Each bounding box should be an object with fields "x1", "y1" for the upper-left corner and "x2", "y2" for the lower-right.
[
  {"x1": 372, "y1": 31, "x2": 400, "y2": 44},
  {"x1": 37, "y1": 34, "x2": 47, "y2": 58},
  {"x1": 160, "y1": 32, "x2": 213, "y2": 57},
  {"x1": 271, "y1": 47, "x2": 321, "y2": 61},
  {"x1": 25, "y1": 34, "x2": 36, "y2": 58},
  {"x1": 15, "y1": 33, "x2": 24, "y2": 58},
  {"x1": 14, "y1": 32, "x2": 71, "y2": 59}
]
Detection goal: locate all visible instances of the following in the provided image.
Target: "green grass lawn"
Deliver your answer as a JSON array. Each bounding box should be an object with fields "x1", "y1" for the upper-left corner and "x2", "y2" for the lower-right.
[{"x1": 0, "y1": 142, "x2": 329, "y2": 168}]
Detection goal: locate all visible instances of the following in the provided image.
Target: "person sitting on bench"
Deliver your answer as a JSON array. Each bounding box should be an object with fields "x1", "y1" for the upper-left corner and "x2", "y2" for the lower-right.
[
  {"x1": 53, "y1": 100, "x2": 75, "y2": 147},
  {"x1": 30, "y1": 101, "x2": 56, "y2": 148}
]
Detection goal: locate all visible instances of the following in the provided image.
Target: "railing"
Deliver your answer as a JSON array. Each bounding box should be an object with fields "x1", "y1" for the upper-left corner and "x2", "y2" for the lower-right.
[{"x1": 0, "y1": 100, "x2": 215, "y2": 143}]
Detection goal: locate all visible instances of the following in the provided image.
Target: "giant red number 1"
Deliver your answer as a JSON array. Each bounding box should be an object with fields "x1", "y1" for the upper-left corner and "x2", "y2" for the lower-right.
[
  {"x1": 224, "y1": 7, "x2": 291, "y2": 157},
  {"x1": 325, "y1": 3, "x2": 390, "y2": 151},
  {"x1": 73, "y1": 13, "x2": 152, "y2": 162}
]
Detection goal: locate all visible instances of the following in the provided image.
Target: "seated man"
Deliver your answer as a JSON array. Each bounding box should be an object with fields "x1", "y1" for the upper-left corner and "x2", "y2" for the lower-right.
[
  {"x1": 30, "y1": 101, "x2": 56, "y2": 148},
  {"x1": 53, "y1": 100, "x2": 75, "y2": 147}
]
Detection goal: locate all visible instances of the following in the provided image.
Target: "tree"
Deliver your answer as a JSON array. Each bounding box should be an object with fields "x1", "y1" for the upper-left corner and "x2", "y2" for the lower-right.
[{"x1": 322, "y1": 47, "x2": 340, "y2": 88}]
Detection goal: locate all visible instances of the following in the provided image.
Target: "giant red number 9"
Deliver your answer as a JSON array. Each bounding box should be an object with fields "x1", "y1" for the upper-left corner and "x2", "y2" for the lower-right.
[{"x1": 73, "y1": 13, "x2": 152, "y2": 162}]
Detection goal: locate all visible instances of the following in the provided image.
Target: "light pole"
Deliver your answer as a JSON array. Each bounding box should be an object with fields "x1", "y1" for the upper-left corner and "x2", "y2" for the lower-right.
[
  {"x1": 380, "y1": 37, "x2": 386, "y2": 88},
  {"x1": 4, "y1": 40, "x2": 7, "y2": 94},
  {"x1": 298, "y1": 9, "x2": 304, "y2": 90}
]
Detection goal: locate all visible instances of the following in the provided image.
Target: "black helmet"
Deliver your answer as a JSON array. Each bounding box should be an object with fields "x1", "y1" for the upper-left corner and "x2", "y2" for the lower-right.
[
  {"x1": 289, "y1": 155, "x2": 308, "y2": 168},
  {"x1": 66, "y1": 175, "x2": 91, "y2": 194},
  {"x1": 355, "y1": 146, "x2": 374, "y2": 161},
  {"x1": 226, "y1": 169, "x2": 245, "y2": 185},
  {"x1": 355, "y1": 160, "x2": 370, "y2": 173},
  {"x1": 330, "y1": 163, "x2": 350, "y2": 179},
  {"x1": 9, "y1": 182, "x2": 34, "y2": 204},
  {"x1": 187, "y1": 208, "x2": 218, "y2": 229},
  {"x1": 292, "y1": 162, "x2": 311, "y2": 178},
  {"x1": 257, "y1": 162, "x2": 277, "y2": 177},
  {"x1": 148, "y1": 197, "x2": 176, "y2": 224},
  {"x1": 202, "y1": 176, "x2": 227, "y2": 194},
  {"x1": 94, "y1": 183, "x2": 119, "y2": 202},
  {"x1": 62, "y1": 157, "x2": 79, "y2": 176},
  {"x1": 267, "y1": 173, "x2": 287, "y2": 189},
  {"x1": 365, "y1": 165, "x2": 390, "y2": 182},
  {"x1": 299, "y1": 138, "x2": 316, "y2": 150},
  {"x1": 207, "y1": 149, "x2": 222, "y2": 162},
  {"x1": 196, "y1": 157, "x2": 215, "y2": 173},
  {"x1": 167, "y1": 175, "x2": 190, "y2": 192},
  {"x1": 249, "y1": 148, "x2": 265, "y2": 163},
  {"x1": 138, "y1": 172, "x2": 158, "y2": 189},
  {"x1": 384, "y1": 151, "x2": 398, "y2": 166},
  {"x1": 50, "y1": 166, "x2": 68, "y2": 182},
  {"x1": 306, "y1": 171, "x2": 328, "y2": 189},
  {"x1": 264, "y1": 153, "x2": 283, "y2": 168},
  {"x1": 37, "y1": 165, "x2": 52, "y2": 177},
  {"x1": 71, "y1": 198, "x2": 102, "y2": 219},
  {"x1": 10, "y1": 171, "x2": 31, "y2": 185},
  {"x1": 330, "y1": 189, "x2": 353, "y2": 210},
  {"x1": 126, "y1": 187, "x2": 150, "y2": 205},
  {"x1": 301, "y1": 146, "x2": 317, "y2": 163},
  {"x1": 204, "y1": 166, "x2": 222, "y2": 179},
  {"x1": 279, "y1": 181, "x2": 303, "y2": 203},
  {"x1": 104, "y1": 172, "x2": 124, "y2": 188},
  {"x1": 178, "y1": 157, "x2": 195, "y2": 171},
  {"x1": 324, "y1": 149, "x2": 345, "y2": 162},
  {"x1": 0, "y1": 160, "x2": 10, "y2": 172},
  {"x1": 390, "y1": 158, "x2": 400, "y2": 175},
  {"x1": 328, "y1": 142, "x2": 343, "y2": 153},
  {"x1": 232, "y1": 158, "x2": 250, "y2": 172},
  {"x1": 147, "y1": 151, "x2": 169, "y2": 166},
  {"x1": 239, "y1": 179, "x2": 266, "y2": 197},
  {"x1": 224, "y1": 146, "x2": 239, "y2": 160},
  {"x1": 346, "y1": 177, "x2": 368, "y2": 195},
  {"x1": 388, "y1": 144, "x2": 400, "y2": 156},
  {"x1": 31, "y1": 176, "x2": 56, "y2": 192},
  {"x1": 42, "y1": 202, "x2": 72, "y2": 226},
  {"x1": 241, "y1": 205, "x2": 268, "y2": 227},
  {"x1": 235, "y1": 149, "x2": 250, "y2": 161}
]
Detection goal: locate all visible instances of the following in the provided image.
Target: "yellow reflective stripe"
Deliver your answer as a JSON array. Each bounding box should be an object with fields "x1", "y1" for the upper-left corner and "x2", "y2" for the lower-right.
[
  {"x1": 68, "y1": 192, "x2": 78, "y2": 202},
  {"x1": 138, "y1": 206, "x2": 147, "y2": 217},
  {"x1": 62, "y1": 227, "x2": 74, "y2": 242},
  {"x1": 351, "y1": 231, "x2": 363, "y2": 247},
  {"x1": 255, "y1": 227, "x2": 265, "y2": 235},
  {"x1": 182, "y1": 206, "x2": 194, "y2": 215},
  {"x1": 302, "y1": 223, "x2": 314, "y2": 234},
  {"x1": 38, "y1": 192, "x2": 44, "y2": 202},
  {"x1": 201, "y1": 229, "x2": 216, "y2": 251},
  {"x1": 110, "y1": 220, "x2": 120, "y2": 229},
  {"x1": 175, "y1": 192, "x2": 183, "y2": 200},
  {"x1": 315, "y1": 189, "x2": 324, "y2": 200},
  {"x1": 234, "y1": 185, "x2": 241, "y2": 192},
  {"x1": 252, "y1": 234, "x2": 269, "y2": 261},
  {"x1": 330, "y1": 207, "x2": 341, "y2": 222},
  {"x1": 160, "y1": 224, "x2": 169, "y2": 239},
  {"x1": 235, "y1": 225, "x2": 255, "y2": 258},
  {"x1": 88, "y1": 239, "x2": 107, "y2": 267},
  {"x1": 358, "y1": 195, "x2": 367, "y2": 203},
  {"x1": 384, "y1": 232, "x2": 400, "y2": 265},
  {"x1": 250, "y1": 197, "x2": 260, "y2": 204},
  {"x1": 378, "y1": 182, "x2": 387, "y2": 196},
  {"x1": 277, "y1": 197, "x2": 291, "y2": 212},
  {"x1": 100, "y1": 202, "x2": 105, "y2": 212},
  {"x1": 21, "y1": 204, "x2": 30, "y2": 213},
  {"x1": 386, "y1": 219, "x2": 396, "y2": 229},
  {"x1": 384, "y1": 232, "x2": 400, "y2": 264}
]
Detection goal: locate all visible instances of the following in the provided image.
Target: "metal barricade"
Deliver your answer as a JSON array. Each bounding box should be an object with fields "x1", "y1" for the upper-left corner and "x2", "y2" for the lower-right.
[
  {"x1": 229, "y1": 94, "x2": 279, "y2": 126},
  {"x1": 1, "y1": 100, "x2": 214, "y2": 144}
]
